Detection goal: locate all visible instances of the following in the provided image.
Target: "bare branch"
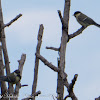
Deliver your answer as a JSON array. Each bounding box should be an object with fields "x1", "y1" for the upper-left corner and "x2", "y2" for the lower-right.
[
  {"x1": 22, "y1": 91, "x2": 41, "y2": 100},
  {"x1": 58, "y1": 10, "x2": 65, "y2": 26},
  {"x1": 14, "y1": 54, "x2": 26, "y2": 97},
  {"x1": 20, "y1": 84, "x2": 28, "y2": 88},
  {"x1": 68, "y1": 26, "x2": 86, "y2": 40},
  {"x1": 52, "y1": 95, "x2": 56, "y2": 100},
  {"x1": 46, "y1": 46, "x2": 60, "y2": 51},
  {"x1": 36, "y1": 53, "x2": 68, "y2": 81},
  {"x1": 58, "y1": 10, "x2": 68, "y2": 32},
  {"x1": 32, "y1": 24, "x2": 44, "y2": 100},
  {"x1": 64, "y1": 74, "x2": 78, "y2": 100},
  {"x1": 2, "y1": 14, "x2": 22, "y2": 29},
  {"x1": 36, "y1": 53, "x2": 60, "y2": 72},
  {"x1": 18, "y1": 54, "x2": 26, "y2": 75},
  {"x1": 0, "y1": 1, "x2": 14, "y2": 94},
  {"x1": 32, "y1": 91, "x2": 41, "y2": 97},
  {"x1": 68, "y1": 74, "x2": 78, "y2": 93}
]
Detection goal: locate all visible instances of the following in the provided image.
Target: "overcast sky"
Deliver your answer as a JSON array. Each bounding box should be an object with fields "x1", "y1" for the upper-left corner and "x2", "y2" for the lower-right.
[{"x1": 1, "y1": 0, "x2": 100, "y2": 100}]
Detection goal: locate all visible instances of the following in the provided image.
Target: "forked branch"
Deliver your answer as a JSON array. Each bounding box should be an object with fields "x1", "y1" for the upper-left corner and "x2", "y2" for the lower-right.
[{"x1": 64, "y1": 74, "x2": 78, "y2": 100}]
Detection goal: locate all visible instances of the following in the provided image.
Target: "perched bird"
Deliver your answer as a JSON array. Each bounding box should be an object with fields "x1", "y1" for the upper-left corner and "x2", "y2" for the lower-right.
[
  {"x1": 0, "y1": 70, "x2": 21, "y2": 84},
  {"x1": 74, "y1": 11, "x2": 100, "y2": 28}
]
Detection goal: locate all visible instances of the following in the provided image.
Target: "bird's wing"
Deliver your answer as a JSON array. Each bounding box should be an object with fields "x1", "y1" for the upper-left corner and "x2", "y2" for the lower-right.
[
  {"x1": 0, "y1": 74, "x2": 16, "y2": 83},
  {"x1": 78, "y1": 14, "x2": 96, "y2": 25},
  {"x1": 7, "y1": 73, "x2": 16, "y2": 83}
]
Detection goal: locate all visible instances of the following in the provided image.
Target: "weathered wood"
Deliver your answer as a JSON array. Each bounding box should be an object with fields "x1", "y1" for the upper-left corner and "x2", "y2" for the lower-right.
[
  {"x1": 32, "y1": 24, "x2": 44, "y2": 100},
  {"x1": 57, "y1": 0, "x2": 70, "y2": 100}
]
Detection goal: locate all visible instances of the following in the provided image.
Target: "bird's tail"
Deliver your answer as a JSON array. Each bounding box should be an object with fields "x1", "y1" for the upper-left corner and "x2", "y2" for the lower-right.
[{"x1": 94, "y1": 23, "x2": 100, "y2": 28}]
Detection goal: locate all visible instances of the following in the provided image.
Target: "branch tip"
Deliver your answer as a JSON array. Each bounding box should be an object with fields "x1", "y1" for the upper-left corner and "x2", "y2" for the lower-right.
[
  {"x1": 2, "y1": 13, "x2": 23, "y2": 29},
  {"x1": 46, "y1": 46, "x2": 60, "y2": 51}
]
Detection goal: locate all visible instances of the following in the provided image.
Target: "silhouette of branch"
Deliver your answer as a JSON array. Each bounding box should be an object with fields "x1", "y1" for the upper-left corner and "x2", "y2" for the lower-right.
[
  {"x1": 52, "y1": 95, "x2": 56, "y2": 100},
  {"x1": 32, "y1": 24, "x2": 44, "y2": 100},
  {"x1": 2, "y1": 14, "x2": 22, "y2": 29},
  {"x1": 68, "y1": 26, "x2": 86, "y2": 40},
  {"x1": 58, "y1": 10, "x2": 68, "y2": 32},
  {"x1": 32, "y1": 91, "x2": 41, "y2": 97},
  {"x1": 36, "y1": 53, "x2": 67, "y2": 81},
  {"x1": 68, "y1": 74, "x2": 78, "y2": 92},
  {"x1": 20, "y1": 84, "x2": 28, "y2": 88},
  {"x1": 46, "y1": 46, "x2": 60, "y2": 51},
  {"x1": 64, "y1": 74, "x2": 78, "y2": 100},
  {"x1": 58, "y1": 10, "x2": 65, "y2": 26}
]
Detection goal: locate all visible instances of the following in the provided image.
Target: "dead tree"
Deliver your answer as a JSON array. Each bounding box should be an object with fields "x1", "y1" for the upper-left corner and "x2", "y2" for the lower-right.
[
  {"x1": 0, "y1": 0, "x2": 27, "y2": 100},
  {"x1": 1, "y1": 0, "x2": 100, "y2": 100},
  {"x1": 34, "y1": 0, "x2": 86, "y2": 100},
  {"x1": 35, "y1": 0, "x2": 79, "y2": 100}
]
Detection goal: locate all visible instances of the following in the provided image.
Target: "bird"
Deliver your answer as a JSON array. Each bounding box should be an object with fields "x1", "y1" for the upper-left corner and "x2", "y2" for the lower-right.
[
  {"x1": 73, "y1": 11, "x2": 100, "y2": 28},
  {"x1": 0, "y1": 70, "x2": 21, "y2": 84}
]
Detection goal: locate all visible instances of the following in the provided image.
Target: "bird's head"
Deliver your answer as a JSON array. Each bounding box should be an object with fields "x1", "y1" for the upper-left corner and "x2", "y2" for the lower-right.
[
  {"x1": 74, "y1": 11, "x2": 81, "y2": 17},
  {"x1": 14, "y1": 70, "x2": 21, "y2": 82},
  {"x1": 14, "y1": 70, "x2": 21, "y2": 78},
  {"x1": 14, "y1": 70, "x2": 20, "y2": 75}
]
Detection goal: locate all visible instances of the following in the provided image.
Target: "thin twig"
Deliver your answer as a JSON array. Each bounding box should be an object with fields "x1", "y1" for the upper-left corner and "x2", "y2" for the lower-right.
[
  {"x1": 68, "y1": 74, "x2": 78, "y2": 93},
  {"x1": 20, "y1": 84, "x2": 28, "y2": 88},
  {"x1": 52, "y1": 95, "x2": 56, "y2": 100},
  {"x1": 46, "y1": 46, "x2": 60, "y2": 51},
  {"x1": 14, "y1": 54, "x2": 26, "y2": 96},
  {"x1": 2, "y1": 14, "x2": 22, "y2": 29},
  {"x1": 58, "y1": 10, "x2": 65, "y2": 26},
  {"x1": 36, "y1": 53, "x2": 67, "y2": 79},
  {"x1": 33, "y1": 91, "x2": 41, "y2": 96},
  {"x1": 68, "y1": 26, "x2": 86, "y2": 40},
  {"x1": 22, "y1": 91, "x2": 41, "y2": 100},
  {"x1": 58, "y1": 10, "x2": 68, "y2": 31}
]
